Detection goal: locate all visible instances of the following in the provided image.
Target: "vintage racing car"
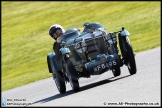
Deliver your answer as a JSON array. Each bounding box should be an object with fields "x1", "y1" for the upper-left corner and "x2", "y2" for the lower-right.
[{"x1": 47, "y1": 22, "x2": 137, "y2": 93}]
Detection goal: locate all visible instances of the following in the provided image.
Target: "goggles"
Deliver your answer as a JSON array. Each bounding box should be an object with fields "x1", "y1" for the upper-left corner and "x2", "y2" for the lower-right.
[{"x1": 55, "y1": 29, "x2": 62, "y2": 35}]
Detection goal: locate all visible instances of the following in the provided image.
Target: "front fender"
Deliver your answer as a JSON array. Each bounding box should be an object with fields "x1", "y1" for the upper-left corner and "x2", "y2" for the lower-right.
[
  {"x1": 60, "y1": 47, "x2": 71, "y2": 55},
  {"x1": 47, "y1": 52, "x2": 61, "y2": 73},
  {"x1": 120, "y1": 30, "x2": 130, "y2": 36}
]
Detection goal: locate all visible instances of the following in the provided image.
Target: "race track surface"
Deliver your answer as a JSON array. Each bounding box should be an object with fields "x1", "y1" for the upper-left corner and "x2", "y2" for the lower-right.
[{"x1": 2, "y1": 47, "x2": 161, "y2": 107}]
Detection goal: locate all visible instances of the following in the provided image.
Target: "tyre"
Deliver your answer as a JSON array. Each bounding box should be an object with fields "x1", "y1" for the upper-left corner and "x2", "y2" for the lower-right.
[
  {"x1": 118, "y1": 36, "x2": 137, "y2": 75},
  {"x1": 50, "y1": 58, "x2": 66, "y2": 94},
  {"x1": 112, "y1": 67, "x2": 121, "y2": 77},
  {"x1": 65, "y1": 58, "x2": 80, "y2": 92},
  {"x1": 125, "y1": 37, "x2": 137, "y2": 75}
]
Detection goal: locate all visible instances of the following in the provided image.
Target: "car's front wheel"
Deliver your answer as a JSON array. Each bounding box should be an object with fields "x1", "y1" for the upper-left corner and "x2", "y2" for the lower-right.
[
  {"x1": 50, "y1": 59, "x2": 66, "y2": 94},
  {"x1": 124, "y1": 37, "x2": 137, "y2": 75},
  {"x1": 119, "y1": 36, "x2": 137, "y2": 75},
  {"x1": 65, "y1": 58, "x2": 80, "y2": 92}
]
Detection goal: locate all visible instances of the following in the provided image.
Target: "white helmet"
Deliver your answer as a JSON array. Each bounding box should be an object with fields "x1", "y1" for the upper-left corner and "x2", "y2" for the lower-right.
[{"x1": 49, "y1": 24, "x2": 65, "y2": 40}]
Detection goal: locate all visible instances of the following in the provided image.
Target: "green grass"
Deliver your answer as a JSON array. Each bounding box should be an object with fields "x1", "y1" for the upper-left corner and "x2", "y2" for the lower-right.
[{"x1": 2, "y1": 1, "x2": 160, "y2": 91}]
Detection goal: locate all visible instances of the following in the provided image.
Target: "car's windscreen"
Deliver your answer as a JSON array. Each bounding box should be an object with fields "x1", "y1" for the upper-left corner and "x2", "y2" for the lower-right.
[{"x1": 62, "y1": 30, "x2": 80, "y2": 42}]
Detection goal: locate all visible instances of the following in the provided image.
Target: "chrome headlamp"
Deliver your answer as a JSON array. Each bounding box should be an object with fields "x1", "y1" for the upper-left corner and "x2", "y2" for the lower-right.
[{"x1": 75, "y1": 41, "x2": 87, "y2": 53}]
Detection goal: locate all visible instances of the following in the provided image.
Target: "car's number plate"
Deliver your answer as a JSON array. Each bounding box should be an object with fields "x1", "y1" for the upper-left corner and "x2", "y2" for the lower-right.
[{"x1": 93, "y1": 60, "x2": 117, "y2": 72}]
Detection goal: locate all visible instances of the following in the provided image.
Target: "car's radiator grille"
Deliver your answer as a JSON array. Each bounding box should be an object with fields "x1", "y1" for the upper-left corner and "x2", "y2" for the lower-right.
[{"x1": 86, "y1": 36, "x2": 108, "y2": 60}]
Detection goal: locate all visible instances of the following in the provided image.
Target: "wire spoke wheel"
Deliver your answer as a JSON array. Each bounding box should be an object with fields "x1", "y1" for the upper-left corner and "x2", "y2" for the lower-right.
[
  {"x1": 50, "y1": 58, "x2": 66, "y2": 93},
  {"x1": 65, "y1": 58, "x2": 80, "y2": 92}
]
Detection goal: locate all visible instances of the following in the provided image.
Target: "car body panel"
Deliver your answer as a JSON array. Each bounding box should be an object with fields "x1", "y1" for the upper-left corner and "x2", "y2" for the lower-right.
[
  {"x1": 47, "y1": 52, "x2": 61, "y2": 72},
  {"x1": 85, "y1": 54, "x2": 121, "y2": 75},
  {"x1": 47, "y1": 22, "x2": 131, "y2": 76}
]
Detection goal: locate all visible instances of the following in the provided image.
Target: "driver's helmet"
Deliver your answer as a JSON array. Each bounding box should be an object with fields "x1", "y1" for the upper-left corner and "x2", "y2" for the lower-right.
[{"x1": 49, "y1": 24, "x2": 65, "y2": 40}]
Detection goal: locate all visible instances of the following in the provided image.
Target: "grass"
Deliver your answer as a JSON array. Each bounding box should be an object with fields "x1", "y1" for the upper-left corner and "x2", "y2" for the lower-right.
[{"x1": 2, "y1": 1, "x2": 160, "y2": 91}]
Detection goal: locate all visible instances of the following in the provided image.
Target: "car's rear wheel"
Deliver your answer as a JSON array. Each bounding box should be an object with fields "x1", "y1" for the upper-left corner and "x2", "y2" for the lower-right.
[
  {"x1": 112, "y1": 67, "x2": 121, "y2": 77},
  {"x1": 50, "y1": 58, "x2": 66, "y2": 94},
  {"x1": 65, "y1": 58, "x2": 80, "y2": 92}
]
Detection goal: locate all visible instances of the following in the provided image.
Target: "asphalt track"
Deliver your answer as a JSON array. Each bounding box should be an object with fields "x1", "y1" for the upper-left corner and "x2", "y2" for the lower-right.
[{"x1": 2, "y1": 47, "x2": 161, "y2": 107}]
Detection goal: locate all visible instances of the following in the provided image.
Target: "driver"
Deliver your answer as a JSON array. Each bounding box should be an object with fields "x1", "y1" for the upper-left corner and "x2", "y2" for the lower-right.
[{"x1": 49, "y1": 24, "x2": 65, "y2": 52}]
